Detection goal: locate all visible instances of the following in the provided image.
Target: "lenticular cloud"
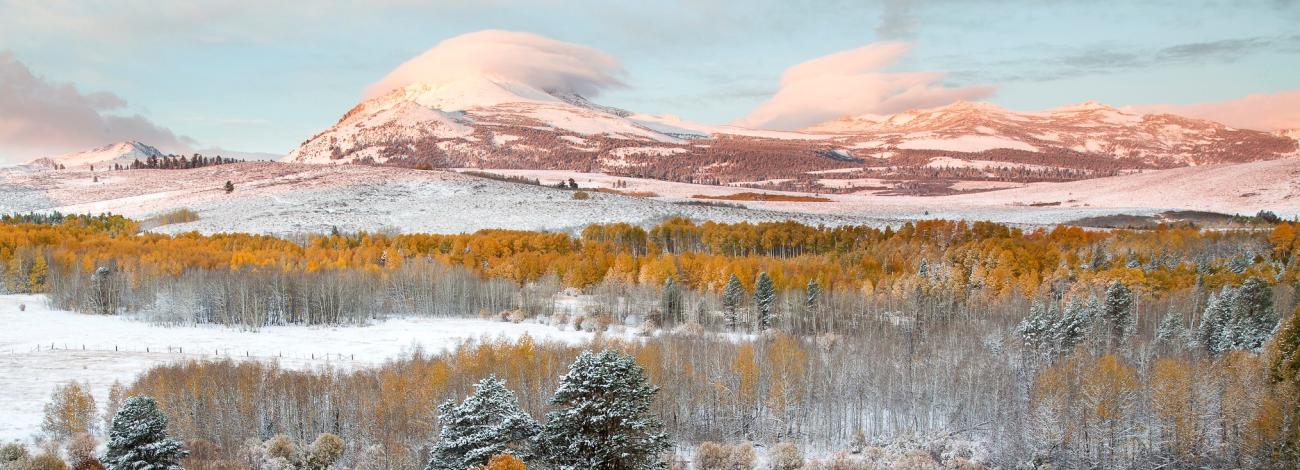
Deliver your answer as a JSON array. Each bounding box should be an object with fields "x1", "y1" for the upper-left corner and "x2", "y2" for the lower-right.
[
  {"x1": 736, "y1": 42, "x2": 995, "y2": 130},
  {"x1": 364, "y1": 30, "x2": 626, "y2": 99}
]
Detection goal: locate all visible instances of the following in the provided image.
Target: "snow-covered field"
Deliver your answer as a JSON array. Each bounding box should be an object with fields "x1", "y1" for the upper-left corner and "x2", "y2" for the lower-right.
[
  {"x1": 0, "y1": 163, "x2": 879, "y2": 235},
  {"x1": 0, "y1": 294, "x2": 601, "y2": 443},
  {"x1": 2, "y1": 158, "x2": 1298, "y2": 238}
]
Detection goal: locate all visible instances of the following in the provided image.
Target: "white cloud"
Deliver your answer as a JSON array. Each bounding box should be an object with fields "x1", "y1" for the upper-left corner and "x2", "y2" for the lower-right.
[
  {"x1": 0, "y1": 51, "x2": 193, "y2": 162},
  {"x1": 735, "y1": 42, "x2": 995, "y2": 130},
  {"x1": 1125, "y1": 89, "x2": 1300, "y2": 131},
  {"x1": 365, "y1": 30, "x2": 626, "y2": 99}
]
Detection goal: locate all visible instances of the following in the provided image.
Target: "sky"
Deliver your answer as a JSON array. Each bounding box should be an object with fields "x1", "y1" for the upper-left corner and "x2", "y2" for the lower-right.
[{"x1": 1, "y1": 0, "x2": 1298, "y2": 162}]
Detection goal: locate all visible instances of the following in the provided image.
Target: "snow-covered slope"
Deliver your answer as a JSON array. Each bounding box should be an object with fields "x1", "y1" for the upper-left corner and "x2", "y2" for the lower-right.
[
  {"x1": 29, "y1": 141, "x2": 164, "y2": 168},
  {"x1": 287, "y1": 83, "x2": 1297, "y2": 187},
  {"x1": 807, "y1": 100, "x2": 1297, "y2": 166},
  {"x1": 285, "y1": 76, "x2": 687, "y2": 166},
  {"x1": 4, "y1": 159, "x2": 1297, "y2": 235}
]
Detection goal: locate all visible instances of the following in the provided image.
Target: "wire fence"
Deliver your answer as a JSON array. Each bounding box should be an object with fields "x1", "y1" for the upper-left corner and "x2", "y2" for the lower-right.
[{"x1": 10, "y1": 342, "x2": 380, "y2": 366}]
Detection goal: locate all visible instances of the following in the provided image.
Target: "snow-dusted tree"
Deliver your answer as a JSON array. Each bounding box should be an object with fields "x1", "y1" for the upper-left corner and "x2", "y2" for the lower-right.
[
  {"x1": 1199, "y1": 279, "x2": 1278, "y2": 354},
  {"x1": 1016, "y1": 302, "x2": 1054, "y2": 352},
  {"x1": 1198, "y1": 292, "x2": 1231, "y2": 354},
  {"x1": 426, "y1": 376, "x2": 539, "y2": 470},
  {"x1": 1155, "y1": 309, "x2": 1188, "y2": 348},
  {"x1": 805, "y1": 279, "x2": 820, "y2": 312},
  {"x1": 754, "y1": 272, "x2": 775, "y2": 331},
  {"x1": 1102, "y1": 281, "x2": 1134, "y2": 348},
  {"x1": 1229, "y1": 277, "x2": 1276, "y2": 351},
  {"x1": 1054, "y1": 299, "x2": 1092, "y2": 352},
  {"x1": 102, "y1": 396, "x2": 188, "y2": 470},
  {"x1": 42, "y1": 381, "x2": 97, "y2": 442},
  {"x1": 538, "y1": 350, "x2": 669, "y2": 470},
  {"x1": 659, "y1": 277, "x2": 682, "y2": 326},
  {"x1": 722, "y1": 274, "x2": 744, "y2": 330}
]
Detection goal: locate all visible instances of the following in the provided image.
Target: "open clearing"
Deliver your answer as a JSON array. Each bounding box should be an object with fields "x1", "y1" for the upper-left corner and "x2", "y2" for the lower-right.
[{"x1": 0, "y1": 294, "x2": 602, "y2": 443}]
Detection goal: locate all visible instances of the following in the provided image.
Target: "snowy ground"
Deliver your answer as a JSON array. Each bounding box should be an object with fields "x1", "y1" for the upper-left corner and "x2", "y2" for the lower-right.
[
  {"x1": 0, "y1": 294, "x2": 601, "y2": 443},
  {"x1": 2, "y1": 158, "x2": 1298, "y2": 237}
]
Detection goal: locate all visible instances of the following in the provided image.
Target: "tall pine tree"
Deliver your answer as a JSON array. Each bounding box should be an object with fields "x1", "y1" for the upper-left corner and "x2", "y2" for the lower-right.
[
  {"x1": 1102, "y1": 281, "x2": 1134, "y2": 349},
  {"x1": 659, "y1": 277, "x2": 682, "y2": 326},
  {"x1": 538, "y1": 350, "x2": 669, "y2": 470},
  {"x1": 754, "y1": 272, "x2": 775, "y2": 331},
  {"x1": 102, "y1": 396, "x2": 188, "y2": 470},
  {"x1": 722, "y1": 274, "x2": 744, "y2": 330},
  {"x1": 426, "y1": 376, "x2": 539, "y2": 470}
]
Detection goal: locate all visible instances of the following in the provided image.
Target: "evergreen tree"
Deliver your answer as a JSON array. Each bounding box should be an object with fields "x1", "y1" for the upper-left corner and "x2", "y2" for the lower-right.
[
  {"x1": 1102, "y1": 281, "x2": 1134, "y2": 348},
  {"x1": 722, "y1": 274, "x2": 744, "y2": 330},
  {"x1": 538, "y1": 350, "x2": 669, "y2": 470},
  {"x1": 426, "y1": 376, "x2": 539, "y2": 470},
  {"x1": 805, "y1": 279, "x2": 820, "y2": 312},
  {"x1": 1054, "y1": 299, "x2": 1091, "y2": 352},
  {"x1": 754, "y1": 272, "x2": 775, "y2": 331},
  {"x1": 1230, "y1": 277, "x2": 1277, "y2": 351},
  {"x1": 659, "y1": 277, "x2": 682, "y2": 325},
  {"x1": 1016, "y1": 302, "x2": 1054, "y2": 352},
  {"x1": 224, "y1": 180, "x2": 235, "y2": 193},
  {"x1": 1155, "y1": 309, "x2": 1188, "y2": 348},
  {"x1": 1199, "y1": 292, "x2": 1232, "y2": 354},
  {"x1": 102, "y1": 396, "x2": 188, "y2": 470}
]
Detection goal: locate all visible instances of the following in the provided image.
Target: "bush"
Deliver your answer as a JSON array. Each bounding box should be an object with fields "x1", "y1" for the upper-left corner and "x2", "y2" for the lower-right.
[
  {"x1": 725, "y1": 442, "x2": 756, "y2": 470},
  {"x1": 768, "y1": 442, "x2": 803, "y2": 470},
  {"x1": 303, "y1": 433, "x2": 344, "y2": 470},
  {"x1": 571, "y1": 191, "x2": 590, "y2": 200},
  {"x1": 65, "y1": 433, "x2": 100, "y2": 469},
  {"x1": 694, "y1": 442, "x2": 728, "y2": 470},
  {"x1": 1, "y1": 442, "x2": 30, "y2": 464},
  {"x1": 27, "y1": 452, "x2": 69, "y2": 470}
]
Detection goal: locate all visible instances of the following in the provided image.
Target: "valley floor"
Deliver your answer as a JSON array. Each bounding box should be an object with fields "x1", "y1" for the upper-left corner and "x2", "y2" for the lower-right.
[
  {"x1": 0, "y1": 294, "x2": 601, "y2": 442},
  {"x1": 2, "y1": 158, "x2": 1298, "y2": 236}
]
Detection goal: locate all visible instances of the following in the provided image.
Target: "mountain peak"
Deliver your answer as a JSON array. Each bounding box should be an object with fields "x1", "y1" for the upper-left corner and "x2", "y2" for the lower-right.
[
  {"x1": 33, "y1": 140, "x2": 165, "y2": 168},
  {"x1": 1050, "y1": 100, "x2": 1117, "y2": 113}
]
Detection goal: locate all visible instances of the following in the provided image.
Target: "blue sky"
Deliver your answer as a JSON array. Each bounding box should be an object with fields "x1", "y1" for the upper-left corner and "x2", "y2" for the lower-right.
[{"x1": 1, "y1": 0, "x2": 1298, "y2": 160}]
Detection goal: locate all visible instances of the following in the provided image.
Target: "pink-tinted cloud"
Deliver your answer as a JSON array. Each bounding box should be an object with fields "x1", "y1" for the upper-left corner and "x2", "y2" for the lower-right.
[
  {"x1": 1125, "y1": 89, "x2": 1300, "y2": 131},
  {"x1": 0, "y1": 51, "x2": 192, "y2": 162},
  {"x1": 735, "y1": 42, "x2": 995, "y2": 130},
  {"x1": 365, "y1": 30, "x2": 626, "y2": 100}
]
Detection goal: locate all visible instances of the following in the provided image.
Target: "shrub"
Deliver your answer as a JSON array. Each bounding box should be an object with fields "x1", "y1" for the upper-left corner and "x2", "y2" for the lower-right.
[
  {"x1": 768, "y1": 442, "x2": 803, "y2": 470},
  {"x1": 725, "y1": 442, "x2": 756, "y2": 470},
  {"x1": 27, "y1": 452, "x2": 69, "y2": 470},
  {"x1": 694, "y1": 442, "x2": 728, "y2": 470},
  {"x1": 571, "y1": 191, "x2": 590, "y2": 200},
  {"x1": 1, "y1": 442, "x2": 30, "y2": 464}
]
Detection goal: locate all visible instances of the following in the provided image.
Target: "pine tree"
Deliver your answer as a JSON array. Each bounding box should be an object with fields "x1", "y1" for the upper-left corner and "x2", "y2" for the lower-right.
[
  {"x1": 538, "y1": 350, "x2": 669, "y2": 470},
  {"x1": 1230, "y1": 277, "x2": 1277, "y2": 351},
  {"x1": 659, "y1": 277, "x2": 682, "y2": 326},
  {"x1": 754, "y1": 272, "x2": 775, "y2": 331},
  {"x1": 426, "y1": 376, "x2": 539, "y2": 470},
  {"x1": 722, "y1": 274, "x2": 744, "y2": 330},
  {"x1": 102, "y1": 396, "x2": 188, "y2": 470},
  {"x1": 805, "y1": 279, "x2": 820, "y2": 312},
  {"x1": 1155, "y1": 309, "x2": 1187, "y2": 348},
  {"x1": 1016, "y1": 302, "x2": 1054, "y2": 352},
  {"x1": 1102, "y1": 281, "x2": 1134, "y2": 349},
  {"x1": 1054, "y1": 299, "x2": 1091, "y2": 352},
  {"x1": 224, "y1": 180, "x2": 235, "y2": 193},
  {"x1": 1199, "y1": 292, "x2": 1231, "y2": 354}
]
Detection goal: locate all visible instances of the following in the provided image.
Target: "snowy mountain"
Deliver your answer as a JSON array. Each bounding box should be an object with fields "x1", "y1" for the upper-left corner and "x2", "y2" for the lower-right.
[
  {"x1": 286, "y1": 80, "x2": 1297, "y2": 187},
  {"x1": 806, "y1": 100, "x2": 1297, "y2": 166},
  {"x1": 30, "y1": 141, "x2": 165, "y2": 168}
]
